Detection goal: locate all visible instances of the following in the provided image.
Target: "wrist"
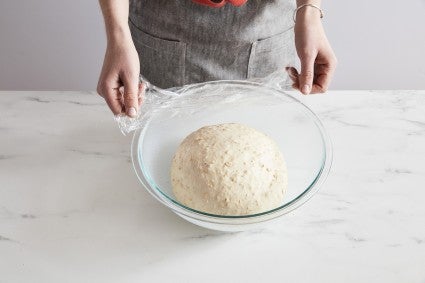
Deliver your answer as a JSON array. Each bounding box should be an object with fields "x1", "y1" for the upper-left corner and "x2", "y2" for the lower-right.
[
  {"x1": 294, "y1": 4, "x2": 323, "y2": 24},
  {"x1": 298, "y1": 7, "x2": 321, "y2": 18},
  {"x1": 105, "y1": 24, "x2": 132, "y2": 44},
  {"x1": 295, "y1": 11, "x2": 322, "y2": 27}
]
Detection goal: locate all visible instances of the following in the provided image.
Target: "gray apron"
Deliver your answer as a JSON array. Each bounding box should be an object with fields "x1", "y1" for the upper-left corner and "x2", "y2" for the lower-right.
[{"x1": 129, "y1": 0, "x2": 296, "y2": 89}]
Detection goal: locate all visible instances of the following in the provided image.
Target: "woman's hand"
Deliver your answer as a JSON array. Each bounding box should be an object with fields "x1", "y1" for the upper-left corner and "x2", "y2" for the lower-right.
[
  {"x1": 97, "y1": 30, "x2": 142, "y2": 117},
  {"x1": 97, "y1": 0, "x2": 142, "y2": 117},
  {"x1": 287, "y1": 7, "x2": 337, "y2": 95}
]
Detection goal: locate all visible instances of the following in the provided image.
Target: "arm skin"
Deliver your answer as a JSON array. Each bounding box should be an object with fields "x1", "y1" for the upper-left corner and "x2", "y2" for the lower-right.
[
  {"x1": 97, "y1": 0, "x2": 141, "y2": 117},
  {"x1": 287, "y1": 0, "x2": 337, "y2": 94}
]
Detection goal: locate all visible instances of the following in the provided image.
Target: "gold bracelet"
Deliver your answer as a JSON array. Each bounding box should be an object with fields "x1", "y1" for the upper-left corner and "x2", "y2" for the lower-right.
[{"x1": 293, "y1": 4, "x2": 324, "y2": 23}]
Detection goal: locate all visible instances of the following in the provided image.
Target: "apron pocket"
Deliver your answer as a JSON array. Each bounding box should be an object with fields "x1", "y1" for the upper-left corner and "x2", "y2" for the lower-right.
[
  {"x1": 247, "y1": 28, "x2": 295, "y2": 79},
  {"x1": 129, "y1": 20, "x2": 186, "y2": 88}
]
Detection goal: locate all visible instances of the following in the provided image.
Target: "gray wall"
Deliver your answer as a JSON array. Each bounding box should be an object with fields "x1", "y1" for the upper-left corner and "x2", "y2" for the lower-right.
[
  {"x1": 1, "y1": 0, "x2": 424, "y2": 90},
  {"x1": 0, "y1": 0, "x2": 105, "y2": 90}
]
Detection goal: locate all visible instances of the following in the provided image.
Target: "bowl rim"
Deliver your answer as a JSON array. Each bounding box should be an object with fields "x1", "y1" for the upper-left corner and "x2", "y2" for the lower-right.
[{"x1": 131, "y1": 79, "x2": 333, "y2": 225}]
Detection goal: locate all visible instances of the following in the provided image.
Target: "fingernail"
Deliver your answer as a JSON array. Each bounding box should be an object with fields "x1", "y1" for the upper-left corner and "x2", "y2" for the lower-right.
[
  {"x1": 302, "y1": 84, "x2": 310, "y2": 95},
  {"x1": 127, "y1": 107, "x2": 137, "y2": 117}
]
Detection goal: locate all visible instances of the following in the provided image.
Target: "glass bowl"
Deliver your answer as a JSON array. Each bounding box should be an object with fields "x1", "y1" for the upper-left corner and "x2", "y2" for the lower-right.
[{"x1": 131, "y1": 80, "x2": 332, "y2": 231}]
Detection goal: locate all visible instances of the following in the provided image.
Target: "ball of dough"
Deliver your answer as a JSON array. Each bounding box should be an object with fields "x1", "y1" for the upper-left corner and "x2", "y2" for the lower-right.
[{"x1": 171, "y1": 123, "x2": 287, "y2": 216}]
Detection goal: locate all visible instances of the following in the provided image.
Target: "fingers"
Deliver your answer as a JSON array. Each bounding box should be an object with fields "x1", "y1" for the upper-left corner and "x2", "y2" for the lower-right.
[
  {"x1": 102, "y1": 87, "x2": 124, "y2": 115},
  {"x1": 121, "y1": 72, "x2": 140, "y2": 118},
  {"x1": 97, "y1": 80, "x2": 123, "y2": 115},
  {"x1": 97, "y1": 75, "x2": 143, "y2": 117},
  {"x1": 286, "y1": 54, "x2": 337, "y2": 95},
  {"x1": 299, "y1": 54, "x2": 316, "y2": 95},
  {"x1": 314, "y1": 57, "x2": 337, "y2": 93},
  {"x1": 286, "y1": 67, "x2": 298, "y2": 82},
  {"x1": 286, "y1": 67, "x2": 300, "y2": 90}
]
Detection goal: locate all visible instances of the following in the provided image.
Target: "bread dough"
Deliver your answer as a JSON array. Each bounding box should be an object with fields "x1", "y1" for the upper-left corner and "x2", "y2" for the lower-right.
[{"x1": 171, "y1": 123, "x2": 287, "y2": 216}]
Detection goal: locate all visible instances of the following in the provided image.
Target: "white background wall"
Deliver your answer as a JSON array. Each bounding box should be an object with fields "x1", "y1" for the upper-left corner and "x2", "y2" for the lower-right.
[{"x1": 0, "y1": 0, "x2": 424, "y2": 90}]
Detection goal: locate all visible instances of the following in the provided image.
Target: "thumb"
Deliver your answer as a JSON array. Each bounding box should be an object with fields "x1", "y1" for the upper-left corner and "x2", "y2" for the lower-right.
[
  {"x1": 299, "y1": 55, "x2": 315, "y2": 95},
  {"x1": 122, "y1": 73, "x2": 139, "y2": 118}
]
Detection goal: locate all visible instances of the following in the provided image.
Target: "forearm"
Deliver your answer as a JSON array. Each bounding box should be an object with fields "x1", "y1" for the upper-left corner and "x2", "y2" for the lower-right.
[{"x1": 99, "y1": 0, "x2": 131, "y2": 43}]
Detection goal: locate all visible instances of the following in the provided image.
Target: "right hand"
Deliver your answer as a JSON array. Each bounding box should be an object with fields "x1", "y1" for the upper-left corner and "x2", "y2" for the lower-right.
[
  {"x1": 97, "y1": 33, "x2": 142, "y2": 117},
  {"x1": 288, "y1": 6, "x2": 337, "y2": 95}
]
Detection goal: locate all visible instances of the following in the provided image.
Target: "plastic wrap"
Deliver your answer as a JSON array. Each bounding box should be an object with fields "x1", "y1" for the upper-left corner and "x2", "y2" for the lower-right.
[{"x1": 114, "y1": 70, "x2": 291, "y2": 135}]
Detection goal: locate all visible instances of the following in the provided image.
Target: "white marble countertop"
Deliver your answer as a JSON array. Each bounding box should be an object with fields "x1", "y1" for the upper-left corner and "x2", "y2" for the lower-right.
[{"x1": 0, "y1": 90, "x2": 424, "y2": 282}]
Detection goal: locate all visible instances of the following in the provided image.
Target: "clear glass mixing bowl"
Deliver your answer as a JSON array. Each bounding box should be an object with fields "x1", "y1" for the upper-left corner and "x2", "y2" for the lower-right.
[{"x1": 131, "y1": 80, "x2": 332, "y2": 231}]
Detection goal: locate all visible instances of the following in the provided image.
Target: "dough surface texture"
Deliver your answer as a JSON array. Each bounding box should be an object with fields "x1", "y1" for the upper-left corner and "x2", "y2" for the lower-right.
[{"x1": 171, "y1": 123, "x2": 287, "y2": 216}]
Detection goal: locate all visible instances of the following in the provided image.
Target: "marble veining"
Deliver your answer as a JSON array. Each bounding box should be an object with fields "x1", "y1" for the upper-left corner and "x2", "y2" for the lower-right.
[
  {"x1": 0, "y1": 235, "x2": 13, "y2": 242},
  {"x1": 0, "y1": 90, "x2": 425, "y2": 283},
  {"x1": 26, "y1": 96, "x2": 51, "y2": 103},
  {"x1": 0, "y1": 154, "x2": 17, "y2": 160}
]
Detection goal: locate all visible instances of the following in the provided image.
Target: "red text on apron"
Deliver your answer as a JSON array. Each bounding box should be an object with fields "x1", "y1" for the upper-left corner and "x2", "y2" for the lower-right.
[{"x1": 192, "y1": 0, "x2": 247, "y2": 8}]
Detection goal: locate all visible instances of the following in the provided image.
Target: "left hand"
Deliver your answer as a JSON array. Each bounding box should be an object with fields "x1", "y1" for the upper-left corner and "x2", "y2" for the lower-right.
[{"x1": 287, "y1": 7, "x2": 337, "y2": 95}]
